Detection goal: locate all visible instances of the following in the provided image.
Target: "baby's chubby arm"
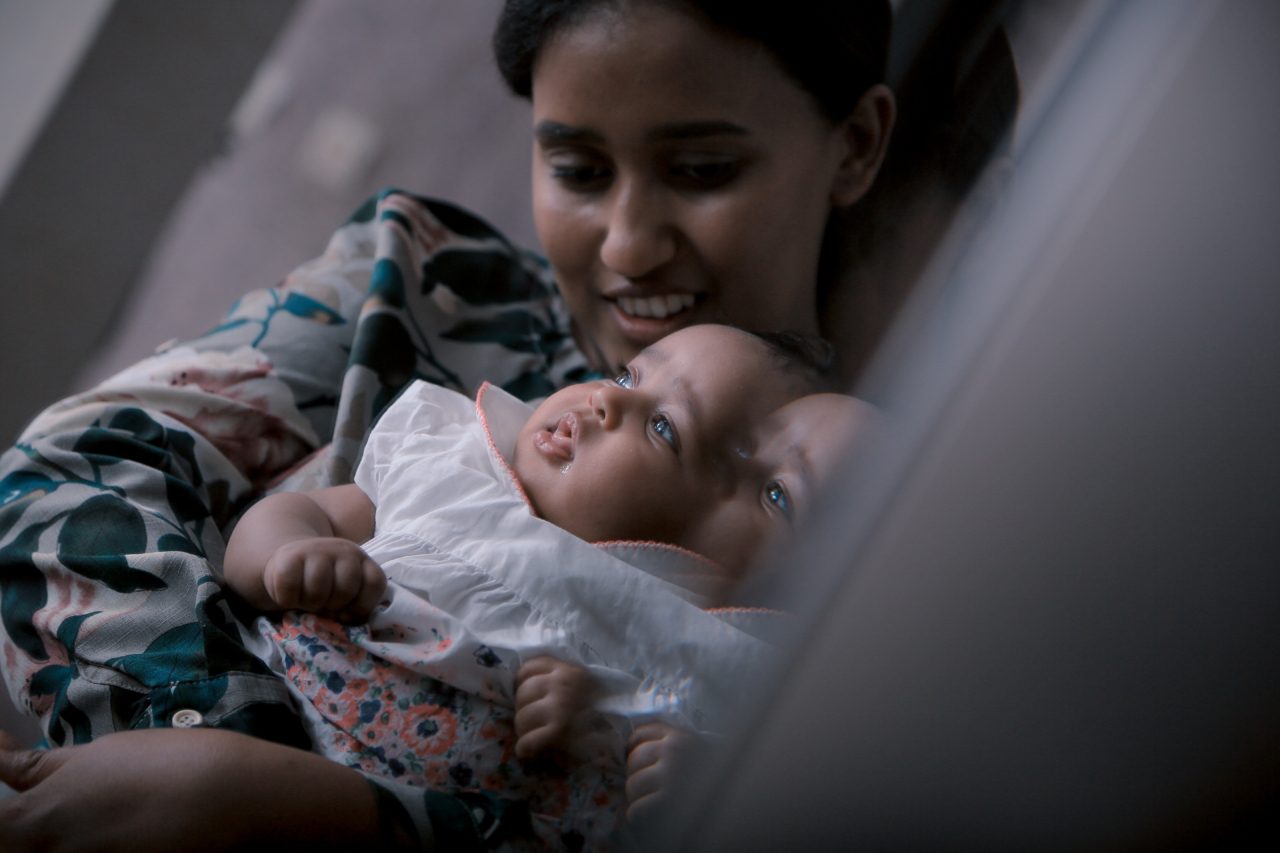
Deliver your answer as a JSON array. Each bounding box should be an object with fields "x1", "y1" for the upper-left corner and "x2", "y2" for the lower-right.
[{"x1": 223, "y1": 484, "x2": 385, "y2": 622}]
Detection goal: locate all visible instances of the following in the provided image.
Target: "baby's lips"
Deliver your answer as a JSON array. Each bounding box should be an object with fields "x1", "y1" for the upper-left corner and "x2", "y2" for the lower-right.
[{"x1": 533, "y1": 413, "x2": 577, "y2": 462}]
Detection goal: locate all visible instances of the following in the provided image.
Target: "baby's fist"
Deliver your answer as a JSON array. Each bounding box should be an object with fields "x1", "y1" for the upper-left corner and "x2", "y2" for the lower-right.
[
  {"x1": 263, "y1": 537, "x2": 385, "y2": 621},
  {"x1": 514, "y1": 656, "x2": 606, "y2": 764}
]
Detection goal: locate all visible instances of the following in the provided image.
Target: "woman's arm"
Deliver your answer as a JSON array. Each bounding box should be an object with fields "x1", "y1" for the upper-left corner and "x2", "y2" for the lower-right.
[
  {"x1": 0, "y1": 728, "x2": 416, "y2": 852},
  {"x1": 223, "y1": 484, "x2": 384, "y2": 619}
]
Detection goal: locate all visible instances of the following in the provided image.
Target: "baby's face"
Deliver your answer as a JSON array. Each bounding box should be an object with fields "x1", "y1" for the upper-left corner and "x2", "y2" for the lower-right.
[
  {"x1": 513, "y1": 325, "x2": 799, "y2": 568},
  {"x1": 512, "y1": 324, "x2": 859, "y2": 576},
  {"x1": 732, "y1": 389, "x2": 870, "y2": 550}
]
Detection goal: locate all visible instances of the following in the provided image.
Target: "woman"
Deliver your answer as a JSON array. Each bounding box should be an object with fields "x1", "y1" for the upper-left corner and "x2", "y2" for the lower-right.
[{"x1": 0, "y1": 1, "x2": 894, "y2": 848}]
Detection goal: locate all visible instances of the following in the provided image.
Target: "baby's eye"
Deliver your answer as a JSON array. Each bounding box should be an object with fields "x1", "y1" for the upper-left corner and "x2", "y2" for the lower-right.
[
  {"x1": 650, "y1": 413, "x2": 678, "y2": 450},
  {"x1": 615, "y1": 368, "x2": 634, "y2": 389},
  {"x1": 764, "y1": 480, "x2": 792, "y2": 520}
]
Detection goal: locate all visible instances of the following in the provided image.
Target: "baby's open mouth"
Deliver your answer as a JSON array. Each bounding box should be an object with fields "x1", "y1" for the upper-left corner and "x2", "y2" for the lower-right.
[
  {"x1": 612, "y1": 293, "x2": 699, "y2": 320},
  {"x1": 533, "y1": 412, "x2": 577, "y2": 463}
]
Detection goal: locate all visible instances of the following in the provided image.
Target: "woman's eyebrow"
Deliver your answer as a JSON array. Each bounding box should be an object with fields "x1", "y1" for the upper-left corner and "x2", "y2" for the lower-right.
[
  {"x1": 649, "y1": 121, "x2": 749, "y2": 142},
  {"x1": 534, "y1": 121, "x2": 603, "y2": 145}
]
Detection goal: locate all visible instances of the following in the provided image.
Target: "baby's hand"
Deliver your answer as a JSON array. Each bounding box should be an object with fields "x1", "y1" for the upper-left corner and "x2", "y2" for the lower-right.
[
  {"x1": 262, "y1": 537, "x2": 386, "y2": 622},
  {"x1": 625, "y1": 722, "x2": 698, "y2": 823},
  {"x1": 514, "y1": 656, "x2": 613, "y2": 766}
]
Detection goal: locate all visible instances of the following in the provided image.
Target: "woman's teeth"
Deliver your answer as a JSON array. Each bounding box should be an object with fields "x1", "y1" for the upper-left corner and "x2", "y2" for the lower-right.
[{"x1": 615, "y1": 293, "x2": 697, "y2": 319}]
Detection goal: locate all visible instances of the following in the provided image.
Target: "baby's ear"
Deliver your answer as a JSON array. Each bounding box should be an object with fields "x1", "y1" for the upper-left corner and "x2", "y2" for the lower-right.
[{"x1": 830, "y1": 84, "x2": 897, "y2": 207}]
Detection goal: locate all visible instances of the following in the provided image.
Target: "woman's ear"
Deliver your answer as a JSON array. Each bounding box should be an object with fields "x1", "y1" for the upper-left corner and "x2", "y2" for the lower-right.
[{"x1": 830, "y1": 84, "x2": 896, "y2": 207}]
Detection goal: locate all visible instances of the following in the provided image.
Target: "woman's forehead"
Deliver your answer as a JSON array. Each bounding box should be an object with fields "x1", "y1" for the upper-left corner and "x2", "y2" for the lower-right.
[{"x1": 531, "y1": 3, "x2": 805, "y2": 124}]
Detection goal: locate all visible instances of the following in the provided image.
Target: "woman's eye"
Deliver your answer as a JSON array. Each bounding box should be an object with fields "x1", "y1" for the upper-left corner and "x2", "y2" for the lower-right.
[
  {"x1": 671, "y1": 161, "x2": 739, "y2": 189},
  {"x1": 550, "y1": 161, "x2": 611, "y2": 191},
  {"x1": 615, "y1": 369, "x2": 634, "y2": 389},
  {"x1": 650, "y1": 413, "x2": 678, "y2": 449},
  {"x1": 764, "y1": 480, "x2": 792, "y2": 519}
]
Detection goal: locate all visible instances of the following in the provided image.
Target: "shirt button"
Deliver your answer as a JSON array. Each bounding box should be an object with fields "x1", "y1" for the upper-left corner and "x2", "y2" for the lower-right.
[{"x1": 171, "y1": 709, "x2": 204, "y2": 728}]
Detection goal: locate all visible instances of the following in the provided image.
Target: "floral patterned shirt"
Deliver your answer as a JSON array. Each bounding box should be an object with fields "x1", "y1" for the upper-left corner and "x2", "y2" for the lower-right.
[{"x1": 0, "y1": 190, "x2": 597, "y2": 848}]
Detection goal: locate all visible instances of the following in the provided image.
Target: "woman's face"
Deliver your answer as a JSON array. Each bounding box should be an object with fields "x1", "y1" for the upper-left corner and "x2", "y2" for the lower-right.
[{"x1": 530, "y1": 4, "x2": 858, "y2": 370}]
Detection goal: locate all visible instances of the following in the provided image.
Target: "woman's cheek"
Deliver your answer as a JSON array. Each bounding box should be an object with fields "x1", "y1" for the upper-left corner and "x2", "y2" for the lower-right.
[{"x1": 537, "y1": 199, "x2": 598, "y2": 281}]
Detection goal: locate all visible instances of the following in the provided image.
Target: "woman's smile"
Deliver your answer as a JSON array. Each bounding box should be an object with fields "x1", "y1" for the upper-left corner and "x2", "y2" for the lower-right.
[
  {"x1": 603, "y1": 290, "x2": 709, "y2": 350},
  {"x1": 611, "y1": 292, "x2": 699, "y2": 320}
]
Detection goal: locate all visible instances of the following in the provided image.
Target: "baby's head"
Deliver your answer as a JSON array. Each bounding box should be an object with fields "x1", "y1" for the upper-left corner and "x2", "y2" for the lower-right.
[{"x1": 512, "y1": 324, "x2": 870, "y2": 579}]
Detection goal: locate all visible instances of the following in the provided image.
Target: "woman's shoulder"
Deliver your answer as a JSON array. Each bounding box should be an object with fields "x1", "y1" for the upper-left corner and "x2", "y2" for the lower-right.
[
  {"x1": 339, "y1": 188, "x2": 556, "y2": 297},
  {"x1": 327, "y1": 189, "x2": 589, "y2": 402}
]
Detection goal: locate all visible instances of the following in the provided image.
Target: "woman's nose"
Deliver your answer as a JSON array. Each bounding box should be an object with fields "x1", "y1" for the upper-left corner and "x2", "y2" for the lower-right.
[{"x1": 599, "y1": 181, "x2": 677, "y2": 279}]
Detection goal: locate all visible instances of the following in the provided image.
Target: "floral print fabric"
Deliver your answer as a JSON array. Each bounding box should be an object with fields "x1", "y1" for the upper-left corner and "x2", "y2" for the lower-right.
[
  {"x1": 271, "y1": 614, "x2": 626, "y2": 850},
  {"x1": 0, "y1": 190, "x2": 593, "y2": 848}
]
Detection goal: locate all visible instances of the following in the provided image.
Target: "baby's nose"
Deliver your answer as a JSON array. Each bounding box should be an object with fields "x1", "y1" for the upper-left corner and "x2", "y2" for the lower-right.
[{"x1": 589, "y1": 384, "x2": 630, "y2": 430}]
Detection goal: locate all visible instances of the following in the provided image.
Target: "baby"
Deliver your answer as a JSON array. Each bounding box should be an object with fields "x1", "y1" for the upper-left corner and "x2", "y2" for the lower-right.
[{"x1": 224, "y1": 323, "x2": 871, "y2": 845}]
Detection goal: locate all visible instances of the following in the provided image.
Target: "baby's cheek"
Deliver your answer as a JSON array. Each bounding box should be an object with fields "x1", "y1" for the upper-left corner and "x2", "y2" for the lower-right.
[{"x1": 686, "y1": 502, "x2": 764, "y2": 573}]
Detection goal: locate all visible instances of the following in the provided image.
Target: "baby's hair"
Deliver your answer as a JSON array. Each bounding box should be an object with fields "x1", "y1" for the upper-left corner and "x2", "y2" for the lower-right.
[{"x1": 748, "y1": 329, "x2": 841, "y2": 394}]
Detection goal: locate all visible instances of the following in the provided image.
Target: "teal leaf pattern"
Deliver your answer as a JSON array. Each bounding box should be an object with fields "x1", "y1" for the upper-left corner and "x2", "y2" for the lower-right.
[
  {"x1": 347, "y1": 193, "x2": 380, "y2": 224},
  {"x1": 56, "y1": 494, "x2": 165, "y2": 592},
  {"x1": 423, "y1": 249, "x2": 531, "y2": 305},
  {"x1": 369, "y1": 257, "x2": 407, "y2": 307},
  {"x1": 29, "y1": 661, "x2": 78, "y2": 745},
  {"x1": 350, "y1": 312, "x2": 417, "y2": 389},
  {"x1": 107, "y1": 622, "x2": 205, "y2": 687},
  {"x1": 421, "y1": 197, "x2": 503, "y2": 243},
  {"x1": 55, "y1": 611, "x2": 96, "y2": 653},
  {"x1": 0, "y1": 520, "x2": 57, "y2": 660},
  {"x1": 441, "y1": 310, "x2": 567, "y2": 355},
  {"x1": 281, "y1": 291, "x2": 345, "y2": 325},
  {"x1": 156, "y1": 532, "x2": 202, "y2": 556},
  {"x1": 73, "y1": 426, "x2": 167, "y2": 471},
  {"x1": 501, "y1": 369, "x2": 556, "y2": 402},
  {"x1": 0, "y1": 469, "x2": 61, "y2": 505}
]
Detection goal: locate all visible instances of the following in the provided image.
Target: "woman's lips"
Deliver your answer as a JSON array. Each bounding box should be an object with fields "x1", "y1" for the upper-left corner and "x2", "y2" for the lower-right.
[
  {"x1": 532, "y1": 412, "x2": 577, "y2": 463},
  {"x1": 613, "y1": 293, "x2": 698, "y2": 319},
  {"x1": 605, "y1": 293, "x2": 705, "y2": 344}
]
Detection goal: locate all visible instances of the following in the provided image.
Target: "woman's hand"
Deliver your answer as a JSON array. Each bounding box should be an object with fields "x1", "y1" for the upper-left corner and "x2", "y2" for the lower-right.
[{"x1": 0, "y1": 728, "x2": 394, "y2": 852}]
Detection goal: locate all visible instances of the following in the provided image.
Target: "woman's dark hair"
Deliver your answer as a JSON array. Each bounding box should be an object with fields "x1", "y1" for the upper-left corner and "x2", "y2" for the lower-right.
[{"x1": 493, "y1": 0, "x2": 892, "y2": 123}]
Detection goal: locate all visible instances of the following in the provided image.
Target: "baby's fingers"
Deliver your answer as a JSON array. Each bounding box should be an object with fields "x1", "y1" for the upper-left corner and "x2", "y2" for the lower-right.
[
  {"x1": 625, "y1": 761, "x2": 666, "y2": 822},
  {"x1": 514, "y1": 697, "x2": 566, "y2": 760},
  {"x1": 515, "y1": 655, "x2": 561, "y2": 687},
  {"x1": 299, "y1": 556, "x2": 335, "y2": 610},
  {"x1": 514, "y1": 721, "x2": 559, "y2": 761},
  {"x1": 625, "y1": 732, "x2": 664, "y2": 777},
  {"x1": 264, "y1": 552, "x2": 306, "y2": 609},
  {"x1": 334, "y1": 558, "x2": 386, "y2": 623},
  {"x1": 354, "y1": 558, "x2": 387, "y2": 616}
]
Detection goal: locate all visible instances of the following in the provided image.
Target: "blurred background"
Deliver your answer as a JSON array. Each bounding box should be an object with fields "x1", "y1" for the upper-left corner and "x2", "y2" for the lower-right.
[{"x1": 0, "y1": 0, "x2": 536, "y2": 446}]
